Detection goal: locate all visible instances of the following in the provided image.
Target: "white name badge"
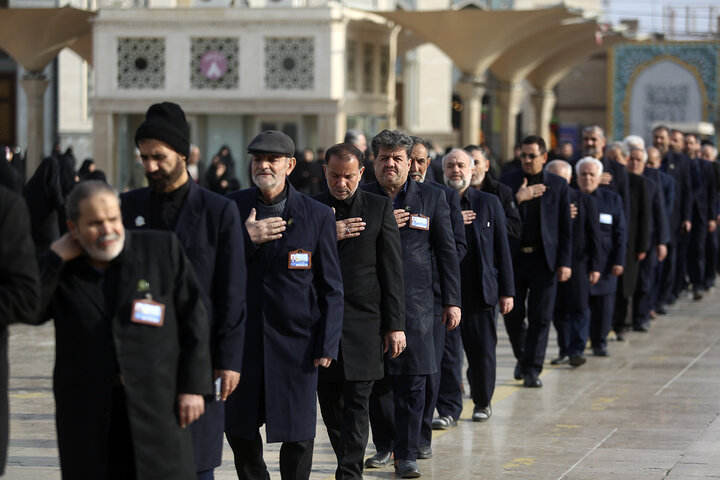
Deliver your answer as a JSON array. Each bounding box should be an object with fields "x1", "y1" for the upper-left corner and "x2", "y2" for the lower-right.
[
  {"x1": 409, "y1": 214, "x2": 430, "y2": 230},
  {"x1": 289, "y1": 249, "x2": 312, "y2": 269},
  {"x1": 131, "y1": 299, "x2": 165, "y2": 327},
  {"x1": 599, "y1": 213, "x2": 613, "y2": 225}
]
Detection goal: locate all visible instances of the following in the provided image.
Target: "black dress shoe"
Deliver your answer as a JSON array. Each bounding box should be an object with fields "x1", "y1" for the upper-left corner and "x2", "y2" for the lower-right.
[
  {"x1": 365, "y1": 451, "x2": 392, "y2": 468},
  {"x1": 693, "y1": 291, "x2": 703, "y2": 301},
  {"x1": 550, "y1": 356, "x2": 568, "y2": 365},
  {"x1": 431, "y1": 415, "x2": 457, "y2": 430},
  {"x1": 395, "y1": 460, "x2": 421, "y2": 478},
  {"x1": 569, "y1": 354, "x2": 586, "y2": 367},
  {"x1": 656, "y1": 305, "x2": 667, "y2": 315},
  {"x1": 592, "y1": 346, "x2": 609, "y2": 357},
  {"x1": 523, "y1": 373, "x2": 542, "y2": 388},
  {"x1": 633, "y1": 323, "x2": 649, "y2": 332},
  {"x1": 513, "y1": 362, "x2": 523, "y2": 380},
  {"x1": 417, "y1": 445, "x2": 432, "y2": 459}
]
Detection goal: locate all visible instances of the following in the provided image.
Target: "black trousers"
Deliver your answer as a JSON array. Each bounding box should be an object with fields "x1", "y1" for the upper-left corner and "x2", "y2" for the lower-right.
[
  {"x1": 226, "y1": 432, "x2": 313, "y2": 480},
  {"x1": 391, "y1": 375, "x2": 425, "y2": 462},
  {"x1": 589, "y1": 293, "x2": 615, "y2": 349},
  {"x1": 658, "y1": 241, "x2": 676, "y2": 305},
  {"x1": 317, "y1": 378, "x2": 374, "y2": 480},
  {"x1": 435, "y1": 326, "x2": 464, "y2": 419},
  {"x1": 108, "y1": 385, "x2": 136, "y2": 480},
  {"x1": 687, "y1": 220, "x2": 707, "y2": 292},
  {"x1": 673, "y1": 230, "x2": 691, "y2": 296},
  {"x1": 633, "y1": 251, "x2": 658, "y2": 328},
  {"x1": 461, "y1": 309, "x2": 497, "y2": 408},
  {"x1": 705, "y1": 229, "x2": 718, "y2": 289},
  {"x1": 420, "y1": 315, "x2": 445, "y2": 448},
  {"x1": 368, "y1": 376, "x2": 394, "y2": 453},
  {"x1": 503, "y1": 251, "x2": 557, "y2": 375}
]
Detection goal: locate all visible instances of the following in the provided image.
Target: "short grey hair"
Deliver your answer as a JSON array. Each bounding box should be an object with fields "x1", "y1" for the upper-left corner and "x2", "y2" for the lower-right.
[
  {"x1": 344, "y1": 129, "x2": 365, "y2": 146},
  {"x1": 575, "y1": 156, "x2": 604, "y2": 177},
  {"x1": 583, "y1": 125, "x2": 605, "y2": 140},
  {"x1": 607, "y1": 141, "x2": 629, "y2": 158},
  {"x1": 546, "y1": 159, "x2": 572, "y2": 178},
  {"x1": 66, "y1": 180, "x2": 120, "y2": 223},
  {"x1": 441, "y1": 148, "x2": 471, "y2": 167},
  {"x1": 370, "y1": 129, "x2": 414, "y2": 159}
]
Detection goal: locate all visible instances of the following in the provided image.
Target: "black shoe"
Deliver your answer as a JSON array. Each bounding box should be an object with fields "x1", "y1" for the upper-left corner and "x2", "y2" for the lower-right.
[
  {"x1": 550, "y1": 356, "x2": 568, "y2": 365},
  {"x1": 431, "y1": 415, "x2": 457, "y2": 430},
  {"x1": 365, "y1": 451, "x2": 392, "y2": 468},
  {"x1": 513, "y1": 361, "x2": 523, "y2": 380},
  {"x1": 569, "y1": 354, "x2": 586, "y2": 367},
  {"x1": 417, "y1": 445, "x2": 432, "y2": 459},
  {"x1": 472, "y1": 404, "x2": 492, "y2": 422},
  {"x1": 592, "y1": 346, "x2": 609, "y2": 357},
  {"x1": 666, "y1": 295, "x2": 677, "y2": 306},
  {"x1": 395, "y1": 460, "x2": 421, "y2": 478},
  {"x1": 656, "y1": 305, "x2": 668, "y2": 315},
  {"x1": 523, "y1": 373, "x2": 542, "y2": 388},
  {"x1": 615, "y1": 332, "x2": 625, "y2": 342},
  {"x1": 633, "y1": 323, "x2": 649, "y2": 332},
  {"x1": 693, "y1": 291, "x2": 703, "y2": 301}
]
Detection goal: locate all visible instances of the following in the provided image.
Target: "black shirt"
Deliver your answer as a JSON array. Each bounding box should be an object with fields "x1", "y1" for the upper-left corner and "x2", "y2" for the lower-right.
[
  {"x1": 149, "y1": 179, "x2": 191, "y2": 230},
  {"x1": 330, "y1": 191, "x2": 356, "y2": 221},
  {"x1": 520, "y1": 172, "x2": 543, "y2": 249}
]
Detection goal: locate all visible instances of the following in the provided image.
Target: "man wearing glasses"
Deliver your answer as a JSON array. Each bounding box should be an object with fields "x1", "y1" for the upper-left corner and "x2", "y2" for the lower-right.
[{"x1": 500, "y1": 135, "x2": 572, "y2": 388}]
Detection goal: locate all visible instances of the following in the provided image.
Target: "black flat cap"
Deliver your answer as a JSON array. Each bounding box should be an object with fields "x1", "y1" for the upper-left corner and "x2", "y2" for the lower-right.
[{"x1": 247, "y1": 130, "x2": 295, "y2": 157}]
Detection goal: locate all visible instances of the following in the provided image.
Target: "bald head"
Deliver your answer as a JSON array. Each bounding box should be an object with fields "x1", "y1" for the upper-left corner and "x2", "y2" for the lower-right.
[{"x1": 546, "y1": 159, "x2": 572, "y2": 184}]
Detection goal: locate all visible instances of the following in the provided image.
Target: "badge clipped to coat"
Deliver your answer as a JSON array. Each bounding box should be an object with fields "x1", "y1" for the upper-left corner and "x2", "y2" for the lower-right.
[
  {"x1": 289, "y1": 249, "x2": 312, "y2": 269},
  {"x1": 131, "y1": 296, "x2": 165, "y2": 327},
  {"x1": 409, "y1": 214, "x2": 430, "y2": 230}
]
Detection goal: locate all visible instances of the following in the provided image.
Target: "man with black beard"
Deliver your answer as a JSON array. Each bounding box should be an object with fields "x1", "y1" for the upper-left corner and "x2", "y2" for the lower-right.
[{"x1": 121, "y1": 102, "x2": 247, "y2": 480}]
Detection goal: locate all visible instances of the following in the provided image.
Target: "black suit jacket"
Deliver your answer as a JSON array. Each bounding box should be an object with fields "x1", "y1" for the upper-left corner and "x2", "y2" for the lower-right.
[
  {"x1": 500, "y1": 169, "x2": 572, "y2": 272},
  {"x1": 662, "y1": 150, "x2": 693, "y2": 231},
  {"x1": 480, "y1": 176, "x2": 522, "y2": 240},
  {"x1": 0, "y1": 187, "x2": 40, "y2": 475},
  {"x1": 621, "y1": 173, "x2": 651, "y2": 297},
  {"x1": 38, "y1": 231, "x2": 211, "y2": 480},
  {"x1": 314, "y1": 189, "x2": 405, "y2": 381},
  {"x1": 361, "y1": 180, "x2": 461, "y2": 375},
  {"x1": 643, "y1": 169, "x2": 671, "y2": 248}
]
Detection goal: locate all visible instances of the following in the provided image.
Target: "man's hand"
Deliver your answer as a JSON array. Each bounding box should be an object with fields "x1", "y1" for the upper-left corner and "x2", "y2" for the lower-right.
[
  {"x1": 498, "y1": 296, "x2": 514, "y2": 315},
  {"x1": 557, "y1": 266, "x2": 572, "y2": 283},
  {"x1": 442, "y1": 305, "x2": 461, "y2": 330},
  {"x1": 515, "y1": 178, "x2": 546, "y2": 204},
  {"x1": 636, "y1": 251, "x2": 647, "y2": 262},
  {"x1": 682, "y1": 220, "x2": 692, "y2": 232},
  {"x1": 383, "y1": 330, "x2": 407, "y2": 359},
  {"x1": 570, "y1": 202, "x2": 578, "y2": 220},
  {"x1": 394, "y1": 209, "x2": 411, "y2": 228},
  {"x1": 214, "y1": 369, "x2": 240, "y2": 402},
  {"x1": 611, "y1": 265, "x2": 624, "y2": 276},
  {"x1": 177, "y1": 394, "x2": 205, "y2": 428},
  {"x1": 709, "y1": 220, "x2": 717, "y2": 233},
  {"x1": 50, "y1": 233, "x2": 84, "y2": 262},
  {"x1": 313, "y1": 357, "x2": 332, "y2": 368},
  {"x1": 588, "y1": 270, "x2": 601, "y2": 285},
  {"x1": 336, "y1": 217, "x2": 365, "y2": 241},
  {"x1": 461, "y1": 210, "x2": 476, "y2": 225},
  {"x1": 600, "y1": 172, "x2": 613, "y2": 185},
  {"x1": 245, "y1": 208, "x2": 286, "y2": 245},
  {"x1": 657, "y1": 244, "x2": 667, "y2": 262}
]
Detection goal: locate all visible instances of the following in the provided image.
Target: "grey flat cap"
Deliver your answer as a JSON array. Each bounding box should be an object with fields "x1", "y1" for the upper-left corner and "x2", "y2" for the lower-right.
[{"x1": 247, "y1": 130, "x2": 295, "y2": 156}]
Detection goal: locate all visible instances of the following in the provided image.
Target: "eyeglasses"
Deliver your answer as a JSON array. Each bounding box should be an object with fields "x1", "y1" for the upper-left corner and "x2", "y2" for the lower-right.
[{"x1": 520, "y1": 153, "x2": 542, "y2": 159}]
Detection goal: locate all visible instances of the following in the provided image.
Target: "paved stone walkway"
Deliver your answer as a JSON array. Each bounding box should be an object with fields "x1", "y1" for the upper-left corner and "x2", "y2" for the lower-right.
[{"x1": 5, "y1": 289, "x2": 720, "y2": 479}]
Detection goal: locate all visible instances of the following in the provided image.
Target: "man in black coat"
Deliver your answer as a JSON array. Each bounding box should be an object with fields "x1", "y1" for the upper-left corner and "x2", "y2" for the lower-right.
[
  {"x1": 38, "y1": 180, "x2": 212, "y2": 480},
  {"x1": 465, "y1": 144, "x2": 522, "y2": 242},
  {"x1": 120, "y1": 102, "x2": 247, "y2": 480},
  {"x1": 362, "y1": 130, "x2": 461, "y2": 478},
  {"x1": 314, "y1": 142, "x2": 406, "y2": 480},
  {"x1": 0, "y1": 186, "x2": 40, "y2": 476},
  {"x1": 625, "y1": 143, "x2": 670, "y2": 332},
  {"x1": 500, "y1": 135, "x2": 572, "y2": 388},
  {"x1": 546, "y1": 160, "x2": 601, "y2": 367},
  {"x1": 225, "y1": 131, "x2": 344, "y2": 480},
  {"x1": 444, "y1": 149, "x2": 514, "y2": 421}
]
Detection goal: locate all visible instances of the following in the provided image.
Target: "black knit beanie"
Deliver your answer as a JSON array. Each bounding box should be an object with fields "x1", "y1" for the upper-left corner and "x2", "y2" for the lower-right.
[{"x1": 135, "y1": 102, "x2": 190, "y2": 158}]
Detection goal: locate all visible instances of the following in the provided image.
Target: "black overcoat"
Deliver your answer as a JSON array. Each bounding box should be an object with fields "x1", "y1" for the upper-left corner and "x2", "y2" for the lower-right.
[
  {"x1": 0, "y1": 187, "x2": 40, "y2": 475},
  {"x1": 314, "y1": 189, "x2": 405, "y2": 381},
  {"x1": 621, "y1": 173, "x2": 651, "y2": 297},
  {"x1": 589, "y1": 189, "x2": 627, "y2": 296},
  {"x1": 120, "y1": 180, "x2": 247, "y2": 470},
  {"x1": 225, "y1": 183, "x2": 343, "y2": 443},
  {"x1": 361, "y1": 180, "x2": 461, "y2": 375},
  {"x1": 38, "y1": 231, "x2": 212, "y2": 480}
]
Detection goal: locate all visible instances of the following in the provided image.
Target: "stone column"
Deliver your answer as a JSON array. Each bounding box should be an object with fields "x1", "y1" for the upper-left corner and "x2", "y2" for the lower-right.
[
  {"x1": 496, "y1": 82, "x2": 525, "y2": 162},
  {"x1": 317, "y1": 112, "x2": 344, "y2": 151},
  {"x1": 21, "y1": 74, "x2": 50, "y2": 177},
  {"x1": 532, "y1": 89, "x2": 557, "y2": 148},
  {"x1": 456, "y1": 76, "x2": 486, "y2": 147},
  {"x1": 92, "y1": 111, "x2": 115, "y2": 186}
]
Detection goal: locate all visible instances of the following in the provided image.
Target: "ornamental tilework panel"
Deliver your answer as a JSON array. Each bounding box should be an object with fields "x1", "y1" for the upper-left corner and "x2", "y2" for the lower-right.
[
  {"x1": 117, "y1": 38, "x2": 165, "y2": 89},
  {"x1": 610, "y1": 42, "x2": 719, "y2": 141},
  {"x1": 265, "y1": 37, "x2": 314, "y2": 90},
  {"x1": 191, "y1": 38, "x2": 239, "y2": 90}
]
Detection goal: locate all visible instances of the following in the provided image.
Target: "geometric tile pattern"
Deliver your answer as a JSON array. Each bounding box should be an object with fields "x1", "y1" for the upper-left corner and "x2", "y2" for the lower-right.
[
  {"x1": 117, "y1": 37, "x2": 165, "y2": 89},
  {"x1": 264, "y1": 37, "x2": 314, "y2": 90}
]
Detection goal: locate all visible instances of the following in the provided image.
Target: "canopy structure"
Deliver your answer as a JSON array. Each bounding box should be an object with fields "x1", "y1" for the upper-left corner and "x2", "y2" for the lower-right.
[
  {"x1": 378, "y1": 6, "x2": 627, "y2": 155},
  {"x1": 0, "y1": 6, "x2": 96, "y2": 175}
]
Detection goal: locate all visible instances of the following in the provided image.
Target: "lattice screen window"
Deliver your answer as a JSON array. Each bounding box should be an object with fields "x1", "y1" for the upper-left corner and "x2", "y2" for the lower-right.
[
  {"x1": 191, "y1": 38, "x2": 239, "y2": 90},
  {"x1": 117, "y1": 38, "x2": 165, "y2": 89},
  {"x1": 363, "y1": 43, "x2": 374, "y2": 94},
  {"x1": 265, "y1": 37, "x2": 314, "y2": 90}
]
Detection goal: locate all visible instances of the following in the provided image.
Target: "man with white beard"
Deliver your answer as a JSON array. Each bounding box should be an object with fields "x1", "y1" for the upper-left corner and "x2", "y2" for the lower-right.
[
  {"x1": 443, "y1": 149, "x2": 514, "y2": 422},
  {"x1": 37, "y1": 180, "x2": 212, "y2": 479}
]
